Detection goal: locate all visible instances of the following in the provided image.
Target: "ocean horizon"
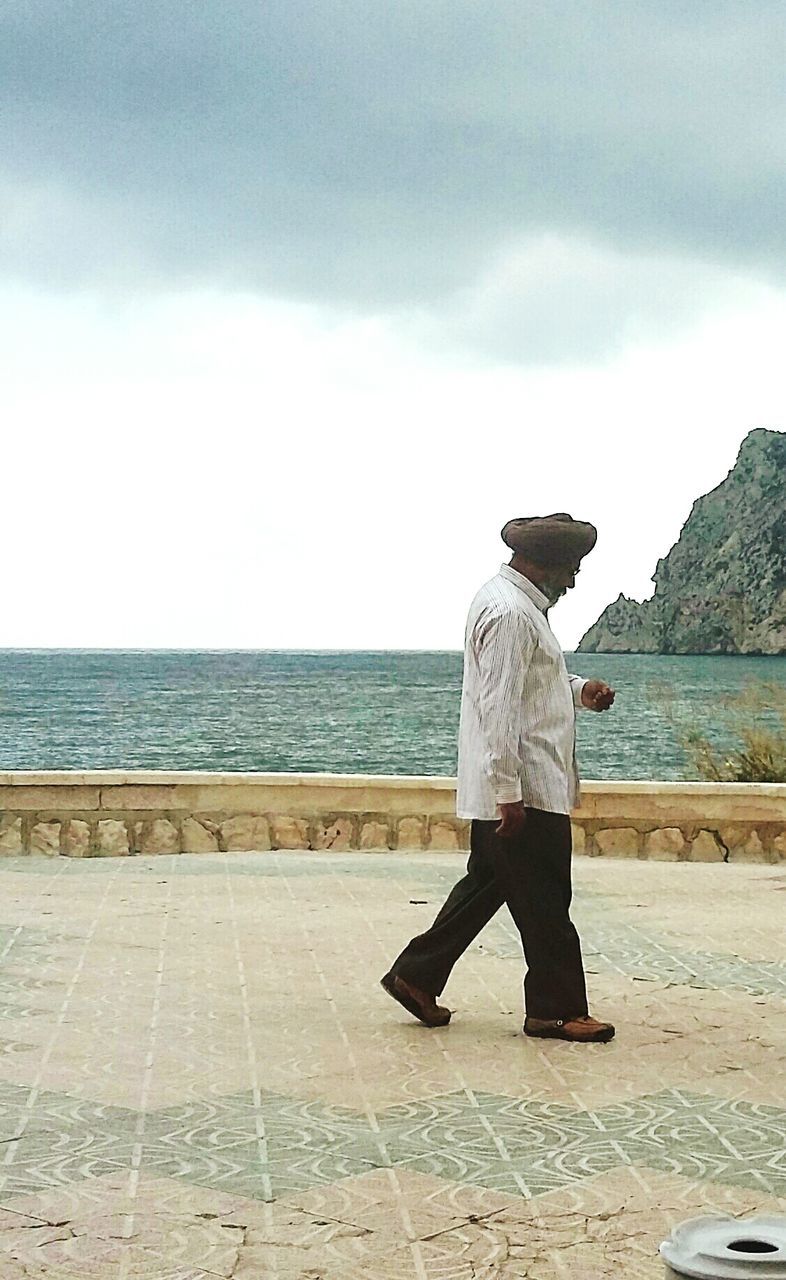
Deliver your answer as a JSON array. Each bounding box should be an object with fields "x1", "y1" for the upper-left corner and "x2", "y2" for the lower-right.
[{"x1": 1, "y1": 648, "x2": 785, "y2": 780}]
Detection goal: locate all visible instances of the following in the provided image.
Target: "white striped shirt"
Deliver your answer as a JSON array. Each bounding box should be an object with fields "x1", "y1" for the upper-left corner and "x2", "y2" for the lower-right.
[{"x1": 456, "y1": 564, "x2": 587, "y2": 819}]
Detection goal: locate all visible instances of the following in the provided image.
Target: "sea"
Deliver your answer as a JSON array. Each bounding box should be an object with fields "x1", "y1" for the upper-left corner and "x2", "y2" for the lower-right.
[{"x1": 1, "y1": 650, "x2": 786, "y2": 780}]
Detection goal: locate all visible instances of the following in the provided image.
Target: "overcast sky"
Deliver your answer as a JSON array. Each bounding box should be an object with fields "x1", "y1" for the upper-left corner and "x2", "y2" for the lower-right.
[{"x1": 3, "y1": 1, "x2": 785, "y2": 650}]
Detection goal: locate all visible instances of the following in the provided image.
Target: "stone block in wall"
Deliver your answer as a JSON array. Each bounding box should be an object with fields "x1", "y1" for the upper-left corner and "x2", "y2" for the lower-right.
[
  {"x1": 29, "y1": 822, "x2": 61, "y2": 856},
  {"x1": 270, "y1": 816, "x2": 310, "y2": 850},
  {"x1": 644, "y1": 827, "x2": 686, "y2": 860},
  {"x1": 571, "y1": 823, "x2": 586, "y2": 854},
  {"x1": 728, "y1": 829, "x2": 774, "y2": 862},
  {"x1": 138, "y1": 819, "x2": 180, "y2": 855},
  {"x1": 97, "y1": 820, "x2": 130, "y2": 857},
  {"x1": 594, "y1": 827, "x2": 640, "y2": 857},
  {"x1": 396, "y1": 817, "x2": 426, "y2": 850},
  {"x1": 62, "y1": 820, "x2": 91, "y2": 858},
  {"x1": 745, "y1": 830, "x2": 766, "y2": 860},
  {"x1": 427, "y1": 820, "x2": 461, "y2": 852},
  {"x1": 359, "y1": 820, "x2": 390, "y2": 851},
  {"x1": 312, "y1": 817, "x2": 354, "y2": 852},
  {"x1": 221, "y1": 815, "x2": 271, "y2": 852},
  {"x1": 182, "y1": 818, "x2": 220, "y2": 853},
  {"x1": 0, "y1": 817, "x2": 23, "y2": 855},
  {"x1": 716, "y1": 825, "x2": 748, "y2": 852},
  {"x1": 690, "y1": 830, "x2": 725, "y2": 862}
]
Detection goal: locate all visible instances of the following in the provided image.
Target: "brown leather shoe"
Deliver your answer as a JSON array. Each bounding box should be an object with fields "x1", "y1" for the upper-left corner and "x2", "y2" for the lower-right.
[
  {"x1": 524, "y1": 1014, "x2": 615, "y2": 1043},
  {"x1": 380, "y1": 972, "x2": 451, "y2": 1027}
]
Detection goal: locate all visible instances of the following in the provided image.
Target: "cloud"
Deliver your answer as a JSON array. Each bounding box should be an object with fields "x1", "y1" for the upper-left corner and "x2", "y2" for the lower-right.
[
  {"x1": 3, "y1": 0, "x2": 786, "y2": 334},
  {"x1": 404, "y1": 234, "x2": 777, "y2": 365},
  {"x1": 2, "y1": 275, "x2": 784, "y2": 647}
]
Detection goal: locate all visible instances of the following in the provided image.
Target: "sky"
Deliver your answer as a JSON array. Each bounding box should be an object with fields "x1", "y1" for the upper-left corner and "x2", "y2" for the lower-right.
[{"x1": 3, "y1": 0, "x2": 786, "y2": 651}]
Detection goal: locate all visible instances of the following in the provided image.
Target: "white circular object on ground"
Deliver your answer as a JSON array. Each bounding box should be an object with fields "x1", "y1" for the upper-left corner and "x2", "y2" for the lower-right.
[{"x1": 661, "y1": 1215, "x2": 786, "y2": 1278}]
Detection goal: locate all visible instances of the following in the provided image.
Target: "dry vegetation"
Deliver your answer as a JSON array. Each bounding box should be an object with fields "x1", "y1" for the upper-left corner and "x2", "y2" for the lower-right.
[{"x1": 657, "y1": 680, "x2": 786, "y2": 783}]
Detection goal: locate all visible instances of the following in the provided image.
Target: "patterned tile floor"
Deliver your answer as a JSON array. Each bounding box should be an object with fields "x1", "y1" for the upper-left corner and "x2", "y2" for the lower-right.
[{"x1": 0, "y1": 852, "x2": 783, "y2": 1278}]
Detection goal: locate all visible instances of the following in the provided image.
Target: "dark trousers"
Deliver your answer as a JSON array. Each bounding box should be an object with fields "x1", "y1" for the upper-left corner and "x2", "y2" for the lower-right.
[{"x1": 390, "y1": 809, "x2": 588, "y2": 1021}]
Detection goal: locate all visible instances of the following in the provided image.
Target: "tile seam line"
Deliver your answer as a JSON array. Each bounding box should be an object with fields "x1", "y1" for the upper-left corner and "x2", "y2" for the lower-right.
[
  {"x1": 0, "y1": 857, "x2": 72, "y2": 967},
  {"x1": 277, "y1": 858, "x2": 430, "y2": 1280},
  {"x1": 222, "y1": 856, "x2": 273, "y2": 1205},
  {"x1": 327, "y1": 861, "x2": 537, "y2": 1197},
  {"x1": 124, "y1": 867, "x2": 173, "y2": 1237},
  {"x1": 0, "y1": 858, "x2": 126, "y2": 1190}
]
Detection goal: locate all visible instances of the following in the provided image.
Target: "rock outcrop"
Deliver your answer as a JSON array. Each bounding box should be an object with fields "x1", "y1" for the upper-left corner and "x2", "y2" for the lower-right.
[{"x1": 578, "y1": 428, "x2": 786, "y2": 654}]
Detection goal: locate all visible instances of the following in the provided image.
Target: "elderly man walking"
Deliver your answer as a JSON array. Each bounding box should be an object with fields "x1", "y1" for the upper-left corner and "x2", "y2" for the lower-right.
[{"x1": 381, "y1": 514, "x2": 616, "y2": 1043}]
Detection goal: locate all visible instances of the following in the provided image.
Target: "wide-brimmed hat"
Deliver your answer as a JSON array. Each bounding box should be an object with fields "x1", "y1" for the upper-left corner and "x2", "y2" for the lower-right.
[{"x1": 501, "y1": 513, "x2": 597, "y2": 567}]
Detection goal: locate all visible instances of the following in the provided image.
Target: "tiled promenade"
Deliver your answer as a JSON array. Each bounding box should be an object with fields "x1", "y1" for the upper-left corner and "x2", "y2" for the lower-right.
[{"x1": 0, "y1": 852, "x2": 784, "y2": 1278}]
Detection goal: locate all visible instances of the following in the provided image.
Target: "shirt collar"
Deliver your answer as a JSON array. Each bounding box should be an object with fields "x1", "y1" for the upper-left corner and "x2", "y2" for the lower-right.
[{"x1": 498, "y1": 563, "x2": 550, "y2": 613}]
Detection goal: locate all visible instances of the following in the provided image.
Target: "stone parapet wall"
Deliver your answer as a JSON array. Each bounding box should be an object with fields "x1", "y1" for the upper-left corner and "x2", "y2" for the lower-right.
[{"x1": 0, "y1": 772, "x2": 785, "y2": 862}]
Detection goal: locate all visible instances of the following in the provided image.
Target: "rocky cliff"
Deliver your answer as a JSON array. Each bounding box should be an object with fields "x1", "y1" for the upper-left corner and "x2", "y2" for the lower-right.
[{"x1": 577, "y1": 428, "x2": 786, "y2": 655}]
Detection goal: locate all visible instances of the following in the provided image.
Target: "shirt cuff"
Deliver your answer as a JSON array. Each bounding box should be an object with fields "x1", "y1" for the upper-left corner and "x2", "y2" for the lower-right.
[
  {"x1": 569, "y1": 675, "x2": 587, "y2": 709},
  {"x1": 494, "y1": 782, "x2": 523, "y2": 805}
]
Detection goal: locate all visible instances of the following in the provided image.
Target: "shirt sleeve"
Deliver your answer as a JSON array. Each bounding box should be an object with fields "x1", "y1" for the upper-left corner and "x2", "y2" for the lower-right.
[
  {"x1": 474, "y1": 608, "x2": 535, "y2": 805},
  {"x1": 568, "y1": 674, "x2": 587, "y2": 709}
]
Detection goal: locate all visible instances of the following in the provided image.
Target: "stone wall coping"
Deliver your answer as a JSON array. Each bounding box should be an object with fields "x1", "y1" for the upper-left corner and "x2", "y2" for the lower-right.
[
  {"x1": 0, "y1": 770, "x2": 456, "y2": 789},
  {"x1": 587, "y1": 780, "x2": 786, "y2": 797},
  {"x1": 0, "y1": 770, "x2": 785, "y2": 799}
]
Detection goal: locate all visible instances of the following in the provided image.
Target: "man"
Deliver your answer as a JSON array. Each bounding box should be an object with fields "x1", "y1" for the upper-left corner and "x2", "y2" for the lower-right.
[{"x1": 381, "y1": 513, "x2": 616, "y2": 1043}]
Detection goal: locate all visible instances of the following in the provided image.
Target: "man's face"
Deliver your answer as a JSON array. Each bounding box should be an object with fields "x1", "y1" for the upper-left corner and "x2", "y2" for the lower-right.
[{"x1": 538, "y1": 560, "x2": 582, "y2": 604}]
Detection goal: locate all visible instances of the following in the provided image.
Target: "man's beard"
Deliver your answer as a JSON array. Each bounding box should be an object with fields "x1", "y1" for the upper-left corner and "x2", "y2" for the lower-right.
[{"x1": 541, "y1": 581, "x2": 567, "y2": 606}]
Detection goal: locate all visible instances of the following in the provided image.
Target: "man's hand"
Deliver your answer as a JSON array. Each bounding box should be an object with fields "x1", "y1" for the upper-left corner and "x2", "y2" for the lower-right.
[
  {"x1": 581, "y1": 679, "x2": 615, "y2": 712},
  {"x1": 496, "y1": 801, "x2": 527, "y2": 838}
]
